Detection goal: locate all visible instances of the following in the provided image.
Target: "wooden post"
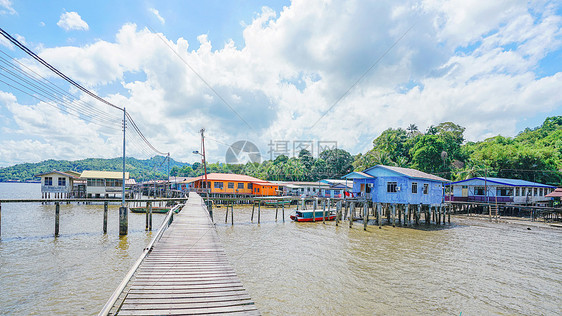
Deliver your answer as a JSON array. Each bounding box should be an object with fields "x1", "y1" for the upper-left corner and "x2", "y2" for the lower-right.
[
  {"x1": 344, "y1": 201, "x2": 349, "y2": 220},
  {"x1": 488, "y1": 205, "x2": 492, "y2": 222},
  {"x1": 104, "y1": 201, "x2": 108, "y2": 234},
  {"x1": 349, "y1": 202, "x2": 354, "y2": 227},
  {"x1": 225, "y1": 203, "x2": 229, "y2": 224},
  {"x1": 208, "y1": 201, "x2": 213, "y2": 222},
  {"x1": 251, "y1": 203, "x2": 255, "y2": 222},
  {"x1": 404, "y1": 204, "x2": 409, "y2": 227},
  {"x1": 148, "y1": 201, "x2": 153, "y2": 230},
  {"x1": 119, "y1": 206, "x2": 128, "y2": 235},
  {"x1": 363, "y1": 202, "x2": 368, "y2": 231},
  {"x1": 398, "y1": 205, "x2": 401, "y2": 225},
  {"x1": 415, "y1": 204, "x2": 420, "y2": 225},
  {"x1": 448, "y1": 204, "x2": 451, "y2": 224},
  {"x1": 275, "y1": 202, "x2": 279, "y2": 222},
  {"x1": 322, "y1": 199, "x2": 326, "y2": 224},
  {"x1": 145, "y1": 201, "x2": 149, "y2": 231},
  {"x1": 258, "y1": 202, "x2": 261, "y2": 224},
  {"x1": 282, "y1": 201, "x2": 285, "y2": 222},
  {"x1": 231, "y1": 202, "x2": 234, "y2": 226},
  {"x1": 335, "y1": 201, "x2": 340, "y2": 226},
  {"x1": 392, "y1": 204, "x2": 396, "y2": 227},
  {"x1": 55, "y1": 202, "x2": 60, "y2": 236},
  {"x1": 301, "y1": 198, "x2": 305, "y2": 210},
  {"x1": 377, "y1": 203, "x2": 382, "y2": 229}
]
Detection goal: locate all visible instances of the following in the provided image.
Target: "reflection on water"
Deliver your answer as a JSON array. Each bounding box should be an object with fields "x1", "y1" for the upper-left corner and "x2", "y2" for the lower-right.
[{"x1": 214, "y1": 205, "x2": 562, "y2": 315}]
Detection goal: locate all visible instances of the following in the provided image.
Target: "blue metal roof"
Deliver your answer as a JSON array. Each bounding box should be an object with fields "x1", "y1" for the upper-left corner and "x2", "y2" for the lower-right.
[
  {"x1": 341, "y1": 171, "x2": 373, "y2": 179},
  {"x1": 447, "y1": 177, "x2": 555, "y2": 188}
]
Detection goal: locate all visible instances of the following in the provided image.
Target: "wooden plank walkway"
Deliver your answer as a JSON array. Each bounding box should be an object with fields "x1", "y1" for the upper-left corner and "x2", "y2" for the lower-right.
[{"x1": 116, "y1": 195, "x2": 259, "y2": 315}]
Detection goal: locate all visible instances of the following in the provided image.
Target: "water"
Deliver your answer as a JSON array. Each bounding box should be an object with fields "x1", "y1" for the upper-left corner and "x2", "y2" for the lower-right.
[
  {"x1": 1, "y1": 184, "x2": 561, "y2": 315},
  {"x1": 213, "y1": 205, "x2": 562, "y2": 315},
  {"x1": 0, "y1": 183, "x2": 166, "y2": 315}
]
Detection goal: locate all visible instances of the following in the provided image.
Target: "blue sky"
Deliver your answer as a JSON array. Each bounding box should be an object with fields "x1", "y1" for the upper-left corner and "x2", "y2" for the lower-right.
[{"x1": 0, "y1": 0, "x2": 561, "y2": 166}]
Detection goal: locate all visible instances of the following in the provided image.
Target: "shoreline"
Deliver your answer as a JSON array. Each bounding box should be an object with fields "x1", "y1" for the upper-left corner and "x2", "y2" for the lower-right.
[{"x1": 451, "y1": 214, "x2": 562, "y2": 230}]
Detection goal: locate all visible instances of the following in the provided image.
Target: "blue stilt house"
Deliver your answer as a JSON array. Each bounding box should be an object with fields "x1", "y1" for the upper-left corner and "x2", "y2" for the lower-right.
[{"x1": 343, "y1": 165, "x2": 448, "y2": 205}]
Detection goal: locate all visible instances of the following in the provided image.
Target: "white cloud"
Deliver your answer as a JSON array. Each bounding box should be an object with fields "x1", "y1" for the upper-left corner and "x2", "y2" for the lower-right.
[
  {"x1": 0, "y1": 0, "x2": 16, "y2": 15},
  {"x1": 149, "y1": 8, "x2": 165, "y2": 25},
  {"x1": 1, "y1": 0, "x2": 561, "y2": 166},
  {"x1": 57, "y1": 11, "x2": 89, "y2": 31},
  {"x1": 39, "y1": 21, "x2": 45, "y2": 27}
]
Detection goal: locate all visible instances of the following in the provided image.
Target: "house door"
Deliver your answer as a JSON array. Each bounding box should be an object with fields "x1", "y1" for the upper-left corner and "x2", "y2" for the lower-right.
[{"x1": 461, "y1": 186, "x2": 468, "y2": 197}]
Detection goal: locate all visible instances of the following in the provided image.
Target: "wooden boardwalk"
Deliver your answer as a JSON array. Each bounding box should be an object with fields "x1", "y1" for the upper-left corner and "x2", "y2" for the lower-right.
[{"x1": 114, "y1": 195, "x2": 259, "y2": 315}]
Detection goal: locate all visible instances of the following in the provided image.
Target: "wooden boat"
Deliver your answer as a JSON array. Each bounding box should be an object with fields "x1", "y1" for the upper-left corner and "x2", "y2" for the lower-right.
[
  {"x1": 290, "y1": 210, "x2": 336, "y2": 222},
  {"x1": 263, "y1": 199, "x2": 292, "y2": 207},
  {"x1": 130, "y1": 207, "x2": 172, "y2": 214}
]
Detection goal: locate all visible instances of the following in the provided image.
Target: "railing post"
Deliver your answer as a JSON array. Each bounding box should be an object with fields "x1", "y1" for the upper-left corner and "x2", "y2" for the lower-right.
[
  {"x1": 55, "y1": 202, "x2": 60, "y2": 236},
  {"x1": 104, "y1": 201, "x2": 108, "y2": 234}
]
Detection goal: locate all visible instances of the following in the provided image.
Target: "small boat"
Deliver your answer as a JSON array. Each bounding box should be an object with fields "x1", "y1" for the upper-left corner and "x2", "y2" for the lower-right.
[
  {"x1": 130, "y1": 207, "x2": 172, "y2": 214},
  {"x1": 263, "y1": 199, "x2": 292, "y2": 207},
  {"x1": 290, "y1": 210, "x2": 336, "y2": 222}
]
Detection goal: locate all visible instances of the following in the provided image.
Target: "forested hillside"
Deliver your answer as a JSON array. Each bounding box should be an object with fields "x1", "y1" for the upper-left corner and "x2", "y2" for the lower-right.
[
  {"x1": 0, "y1": 156, "x2": 189, "y2": 182},
  {"x1": 2, "y1": 117, "x2": 560, "y2": 185}
]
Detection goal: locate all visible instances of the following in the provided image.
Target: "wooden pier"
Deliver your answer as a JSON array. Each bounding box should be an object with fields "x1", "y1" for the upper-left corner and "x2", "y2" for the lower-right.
[{"x1": 101, "y1": 193, "x2": 259, "y2": 315}]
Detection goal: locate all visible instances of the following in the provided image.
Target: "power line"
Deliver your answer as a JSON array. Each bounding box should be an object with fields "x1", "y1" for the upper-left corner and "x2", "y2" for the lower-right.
[
  {"x1": 0, "y1": 27, "x2": 168, "y2": 158},
  {"x1": 147, "y1": 26, "x2": 254, "y2": 130},
  {"x1": 309, "y1": 21, "x2": 417, "y2": 129}
]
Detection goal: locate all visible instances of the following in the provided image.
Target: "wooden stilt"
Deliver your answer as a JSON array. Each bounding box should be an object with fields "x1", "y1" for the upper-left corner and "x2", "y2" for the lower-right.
[
  {"x1": 335, "y1": 201, "x2": 341, "y2": 226},
  {"x1": 377, "y1": 203, "x2": 382, "y2": 229},
  {"x1": 313, "y1": 199, "x2": 316, "y2": 222},
  {"x1": 55, "y1": 202, "x2": 60, "y2": 236},
  {"x1": 322, "y1": 199, "x2": 326, "y2": 224},
  {"x1": 392, "y1": 204, "x2": 396, "y2": 227},
  {"x1": 275, "y1": 202, "x2": 278, "y2": 222},
  {"x1": 404, "y1": 204, "x2": 409, "y2": 227},
  {"x1": 251, "y1": 203, "x2": 255, "y2": 222},
  {"x1": 448, "y1": 204, "x2": 451, "y2": 224},
  {"x1": 282, "y1": 202, "x2": 285, "y2": 222},
  {"x1": 225, "y1": 204, "x2": 229, "y2": 224},
  {"x1": 258, "y1": 202, "x2": 261, "y2": 224},
  {"x1": 103, "y1": 201, "x2": 108, "y2": 234},
  {"x1": 349, "y1": 202, "x2": 354, "y2": 228},
  {"x1": 363, "y1": 202, "x2": 368, "y2": 231},
  {"x1": 231, "y1": 202, "x2": 234, "y2": 226}
]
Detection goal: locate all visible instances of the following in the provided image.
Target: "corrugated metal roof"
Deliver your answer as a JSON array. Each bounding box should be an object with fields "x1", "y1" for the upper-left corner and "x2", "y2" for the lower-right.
[
  {"x1": 341, "y1": 171, "x2": 373, "y2": 179},
  {"x1": 80, "y1": 170, "x2": 130, "y2": 180},
  {"x1": 191, "y1": 173, "x2": 276, "y2": 185},
  {"x1": 546, "y1": 188, "x2": 562, "y2": 197},
  {"x1": 368, "y1": 165, "x2": 448, "y2": 182},
  {"x1": 34, "y1": 170, "x2": 78, "y2": 178},
  {"x1": 448, "y1": 177, "x2": 555, "y2": 188}
]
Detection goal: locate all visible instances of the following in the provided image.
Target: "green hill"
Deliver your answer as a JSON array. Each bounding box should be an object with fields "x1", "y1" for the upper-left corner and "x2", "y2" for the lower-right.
[{"x1": 0, "y1": 156, "x2": 190, "y2": 182}]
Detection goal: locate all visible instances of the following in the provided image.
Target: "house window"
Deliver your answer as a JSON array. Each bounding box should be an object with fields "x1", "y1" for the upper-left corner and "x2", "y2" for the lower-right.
[
  {"x1": 237, "y1": 183, "x2": 244, "y2": 189},
  {"x1": 496, "y1": 187, "x2": 513, "y2": 196},
  {"x1": 412, "y1": 182, "x2": 418, "y2": 194},
  {"x1": 58, "y1": 177, "x2": 66, "y2": 186},
  {"x1": 387, "y1": 182, "x2": 398, "y2": 193},
  {"x1": 474, "y1": 187, "x2": 485, "y2": 196},
  {"x1": 213, "y1": 182, "x2": 223, "y2": 189},
  {"x1": 423, "y1": 183, "x2": 429, "y2": 194},
  {"x1": 515, "y1": 187, "x2": 520, "y2": 196},
  {"x1": 534, "y1": 188, "x2": 537, "y2": 196},
  {"x1": 228, "y1": 182, "x2": 234, "y2": 189},
  {"x1": 45, "y1": 177, "x2": 53, "y2": 186}
]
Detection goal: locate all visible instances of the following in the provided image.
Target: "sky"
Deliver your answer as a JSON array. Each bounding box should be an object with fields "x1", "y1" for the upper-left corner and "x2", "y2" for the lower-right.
[{"x1": 0, "y1": 0, "x2": 561, "y2": 167}]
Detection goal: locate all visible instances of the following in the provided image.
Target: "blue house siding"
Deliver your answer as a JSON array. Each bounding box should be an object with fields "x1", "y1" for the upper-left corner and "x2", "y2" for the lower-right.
[{"x1": 345, "y1": 165, "x2": 446, "y2": 205}]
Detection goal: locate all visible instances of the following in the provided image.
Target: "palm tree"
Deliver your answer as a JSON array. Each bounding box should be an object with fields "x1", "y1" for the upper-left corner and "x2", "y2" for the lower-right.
[{"x1": 407, "y1": 124, "x2": 419, "y2": 137}]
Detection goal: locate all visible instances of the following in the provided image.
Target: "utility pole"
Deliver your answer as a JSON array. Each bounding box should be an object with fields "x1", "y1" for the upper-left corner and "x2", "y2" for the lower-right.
[
  {"x1": 120, "y1": 108, "x2": 128, "y2": 235},
  {"x1": 201, "y1": 129, "x2": 208, "y2": 193}
]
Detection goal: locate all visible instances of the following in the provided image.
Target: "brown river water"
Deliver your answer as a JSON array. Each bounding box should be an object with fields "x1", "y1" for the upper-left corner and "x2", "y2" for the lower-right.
[{"x1": 1, "y1": 183, "x2": 561, "y2": 315}]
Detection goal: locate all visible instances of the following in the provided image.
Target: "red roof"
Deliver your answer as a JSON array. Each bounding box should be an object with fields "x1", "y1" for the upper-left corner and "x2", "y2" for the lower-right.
[
  {"x1": 545, "y1": 188, "x2": 562, "y2": 198},
  {"x1": 192, "y1": 173, "x2": 277, "y2": 186}
]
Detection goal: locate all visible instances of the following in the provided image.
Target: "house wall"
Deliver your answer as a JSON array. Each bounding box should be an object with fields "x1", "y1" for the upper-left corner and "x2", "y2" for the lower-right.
[
  {"x1": 41, "y1": 174, "x2": 72, "y2": 193},
  {"x1": 448, "y1": 181, "x2": 555, "y2": 204}
]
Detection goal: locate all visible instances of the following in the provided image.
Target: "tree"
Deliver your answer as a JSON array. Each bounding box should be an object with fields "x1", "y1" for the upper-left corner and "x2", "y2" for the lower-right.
[
  {"x1": 319, "y1": 148, "x2": 354, "y2": 178},
  {"x1": 410, "y1": 135, "x2": 449, "y2": 174}
]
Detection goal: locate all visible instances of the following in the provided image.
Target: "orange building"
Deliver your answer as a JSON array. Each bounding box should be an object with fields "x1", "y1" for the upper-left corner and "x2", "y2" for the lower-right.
[{"x1": 190, "y1": 173, "x2": 279, "y2": 196}]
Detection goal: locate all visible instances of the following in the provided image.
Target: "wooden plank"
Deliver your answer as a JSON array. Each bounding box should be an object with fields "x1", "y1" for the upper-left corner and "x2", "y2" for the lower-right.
[
  {"x1": 114, "y1": 193, "x2": 259, "y2": 315},
  {"x1": 117, "y1": 304, "x2": 259, "y2": 315}
]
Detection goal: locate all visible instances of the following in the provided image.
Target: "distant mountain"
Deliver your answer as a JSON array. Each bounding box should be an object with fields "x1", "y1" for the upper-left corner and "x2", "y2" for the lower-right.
[{"x1": 0, "y1": 156, "x2": 190, "y2": 182}]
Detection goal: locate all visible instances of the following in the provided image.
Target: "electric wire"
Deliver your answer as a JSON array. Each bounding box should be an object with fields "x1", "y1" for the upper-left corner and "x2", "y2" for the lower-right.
[{"x1": 0, "y1": 27, "x2": 168, "y2": 158}]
